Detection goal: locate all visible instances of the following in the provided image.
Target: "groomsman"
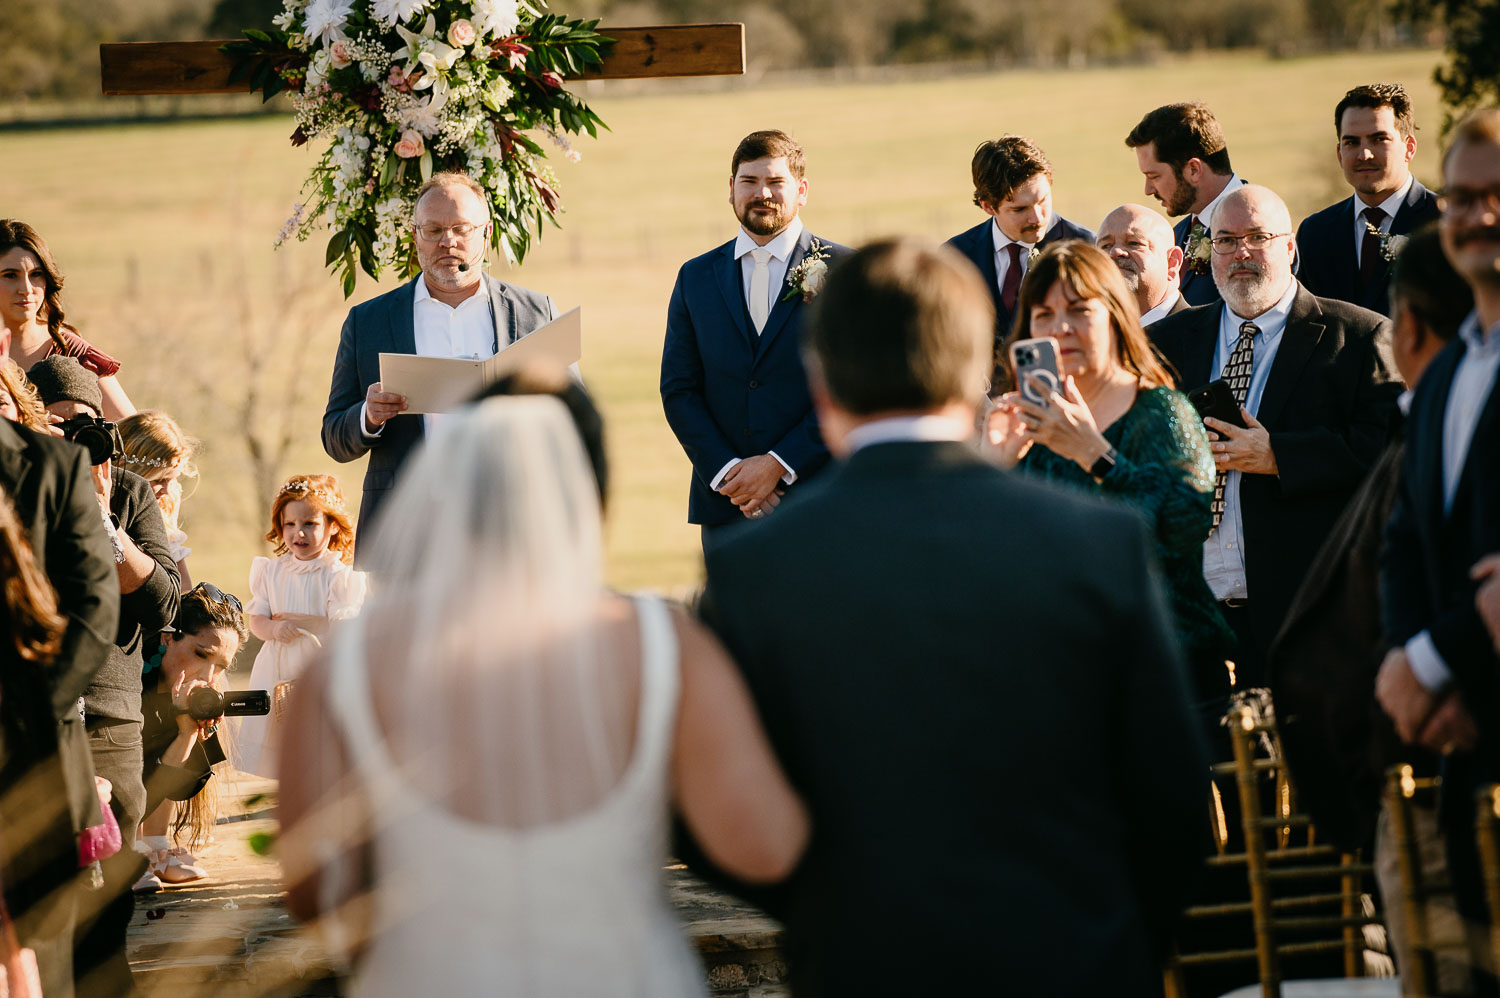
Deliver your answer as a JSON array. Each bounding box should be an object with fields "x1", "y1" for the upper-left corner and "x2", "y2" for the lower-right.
[
  {"x1": 1296, "y1": 84, "x2": 1440, "y2": 317},
  {"x1": 946, "y1": 135, "x2": 1094, "y2": 369},
  {"x1": 1096, "y1": 203, "x2": 1186, "y2": 325},
  {"x1": 660, "y1": 130, "x2": 849, "y2": 552},
  {"x1": 1126, "y1": 103, "x2": 1246, "y2": 306}
]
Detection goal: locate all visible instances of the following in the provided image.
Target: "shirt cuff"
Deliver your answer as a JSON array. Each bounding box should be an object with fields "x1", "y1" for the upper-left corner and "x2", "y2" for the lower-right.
[
  {"x1": 360, "y1": 401, "x2": 385, "y2": 439},
  {"x1": 767, "y1": 451, "x2": 797, "y2": 485},
  {"x1": 1404, "y1": 631, "x2": 1452, "y2": 692},
  {"x1": 709, "y1": 458, "x2": 741, "y2": 492}
]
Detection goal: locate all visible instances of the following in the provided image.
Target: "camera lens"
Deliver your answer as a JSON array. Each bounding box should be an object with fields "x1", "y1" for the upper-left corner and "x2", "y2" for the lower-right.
[{"x1": 186, "y1": 687, "x2": 227, "y2": 721}]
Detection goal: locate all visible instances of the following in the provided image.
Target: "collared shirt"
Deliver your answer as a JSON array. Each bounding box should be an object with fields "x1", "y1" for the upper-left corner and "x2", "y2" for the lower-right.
[
  {"x1": 1202, "y1": 279, "x2": 1299, "y2": 600},
  {"x1": 1406, "y1": 310, "x2": 1500, "y2": 692},
  {"x1": 362, "y1": 276, "x2": 494, "y2": 439},
  {"x1": 1352, "y1": 175, "x2": 1413, "y2": 267},
  {"x1": 1140, "y1": 289, "x2": 1182, "y2": 327},
  {"x1": 843, "y1": 415, "x2": 972, "y2": 453},
  {"x1": 1193, "y1": 173, "x2": 1246, "y2": 236},
  {"x1": 734, "y1": 216, "x2": 804, "y2": 324},
  {"x1": 990, "y1": 218, "x2": 1037, "y2": 299}
]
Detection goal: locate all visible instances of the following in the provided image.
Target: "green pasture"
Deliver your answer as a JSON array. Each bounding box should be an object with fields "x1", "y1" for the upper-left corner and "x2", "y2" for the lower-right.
[{"x1": 8, "y1": 47, "x2": 1445, "y2": 594}]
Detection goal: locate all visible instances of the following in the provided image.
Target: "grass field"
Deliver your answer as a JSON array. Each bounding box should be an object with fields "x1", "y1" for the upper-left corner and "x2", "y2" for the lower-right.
[{"x1": 7, "y1": 47, "x2": 1446, "y2": 594}]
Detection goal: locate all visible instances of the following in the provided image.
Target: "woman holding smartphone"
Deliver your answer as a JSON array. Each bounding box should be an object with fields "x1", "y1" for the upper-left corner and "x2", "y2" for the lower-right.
[{"x1": 987, "y1": 241, "x2": 1234, "y2": 709}]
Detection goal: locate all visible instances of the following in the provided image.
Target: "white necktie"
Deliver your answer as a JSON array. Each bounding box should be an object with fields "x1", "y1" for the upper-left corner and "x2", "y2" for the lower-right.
[{"x1": 748, "y1": 249, "x2": 771, "y2": 334}]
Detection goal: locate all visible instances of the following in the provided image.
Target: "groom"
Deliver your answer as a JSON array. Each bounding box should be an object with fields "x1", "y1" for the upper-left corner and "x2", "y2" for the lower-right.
[
  {"x1": 322, "y1": 171, "x2": 560, "y2": 565},
  {"x1": 660, "y1": 129, "x2": 849, "y2": 553}
]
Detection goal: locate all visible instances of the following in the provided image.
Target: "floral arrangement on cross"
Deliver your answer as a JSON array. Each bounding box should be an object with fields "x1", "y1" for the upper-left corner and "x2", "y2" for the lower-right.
[{"x1": 224, "y1": 0, "x2": 612, "y2": 296}]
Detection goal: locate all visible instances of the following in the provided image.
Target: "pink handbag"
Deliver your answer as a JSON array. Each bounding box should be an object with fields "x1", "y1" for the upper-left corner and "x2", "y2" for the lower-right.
[{"x1": 77, "y1": 777, "x2": 123, "y2": 867}]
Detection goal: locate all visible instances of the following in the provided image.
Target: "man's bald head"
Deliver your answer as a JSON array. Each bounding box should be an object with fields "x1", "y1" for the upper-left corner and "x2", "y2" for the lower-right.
[
  {"x1": 1096, "y1": 203, "x2": 1183, "y2": 314},
  {"x1": 1211, "y1": 184, "x2": 1297, "y2": 318}
]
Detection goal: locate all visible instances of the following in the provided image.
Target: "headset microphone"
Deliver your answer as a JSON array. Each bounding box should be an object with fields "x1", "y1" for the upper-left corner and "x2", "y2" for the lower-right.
[{"x1": 458, "y1": 262, "x2": 469, "y2": 272}]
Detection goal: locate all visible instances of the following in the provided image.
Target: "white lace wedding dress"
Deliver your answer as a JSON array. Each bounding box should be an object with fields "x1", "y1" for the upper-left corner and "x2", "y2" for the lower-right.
[{"x1": 325, "y1": 595, "x2": 706, "y2": 998}]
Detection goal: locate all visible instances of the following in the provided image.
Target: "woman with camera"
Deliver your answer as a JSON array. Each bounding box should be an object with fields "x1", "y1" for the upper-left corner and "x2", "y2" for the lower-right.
[
  {"x1": 986, "y1": 241, "x2": 1234, "y2": 710},
  {"x1": 136, "y1": 583, "x2": 248, "y2": 888},
  {"x1": 0, "y1": 220, "x2": 134, "y2": 421}
]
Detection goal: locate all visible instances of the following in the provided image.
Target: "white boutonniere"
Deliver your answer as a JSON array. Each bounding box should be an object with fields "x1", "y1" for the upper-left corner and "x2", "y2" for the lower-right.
[
  {"x1": 1184, "y1": 219, "x2": 1212, "y2": 275},
  {"x1": 1027, "y1": 246, "x2": 1040, "y2": 268},
  {"x1": 1365, "y1": 221, "x2": 1406, "y2": 264},
  {"x1": 782, "y1": 239, "x2": 831, "y2": 303}
]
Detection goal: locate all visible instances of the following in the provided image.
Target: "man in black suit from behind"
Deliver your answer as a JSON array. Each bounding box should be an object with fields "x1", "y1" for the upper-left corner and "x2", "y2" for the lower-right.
[
  {"x1": 1149, "y1": 184, "x2": 1401, "y2": 690},
  {"x1": 1126, "y1": 103, "x2": 1247, "y2": 307},
  {"x1": 701, "y1": 237, "x2": 1208, "y2": 997},
  {"x1": 1096, "y1": 203, "x2": 1189, "y2": 326},
  {"x1": 945, "y1": 135, "x2": 1094, "y2": 378},
  {"x1": 1296, "y1": 84, "x2": 1441, "y2": 317}
]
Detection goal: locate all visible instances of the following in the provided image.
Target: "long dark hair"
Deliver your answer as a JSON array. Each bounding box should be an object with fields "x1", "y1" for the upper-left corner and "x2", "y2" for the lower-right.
[
  {"x1": 0, "y1": 220, "x2": 71, "y2": 352},
  {"x1": 0, "y1": 485, "x2": 63, "y2": 664},
  {"x1": 998, "y1": 240, "x2": 1177, "y2": 393}
]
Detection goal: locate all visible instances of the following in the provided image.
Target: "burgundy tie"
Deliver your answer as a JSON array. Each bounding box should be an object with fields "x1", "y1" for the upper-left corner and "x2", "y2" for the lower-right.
[
  {"x1": 1001, "y1": 242, "x2": 1022, "y2": 311},
  {"x1": 1358, "y1": 206, "x2": 1387, "y2": 289}
]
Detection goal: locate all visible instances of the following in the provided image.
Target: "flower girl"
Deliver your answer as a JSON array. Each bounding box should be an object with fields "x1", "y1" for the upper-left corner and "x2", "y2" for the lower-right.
[{"x1": 235, "y1": 475, "x2": 366, "y2": 778}]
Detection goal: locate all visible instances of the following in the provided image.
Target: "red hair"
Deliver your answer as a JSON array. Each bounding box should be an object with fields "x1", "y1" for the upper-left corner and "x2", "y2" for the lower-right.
[{"x1": 265, "y1": 474, "x2": 356, "y2": 565}]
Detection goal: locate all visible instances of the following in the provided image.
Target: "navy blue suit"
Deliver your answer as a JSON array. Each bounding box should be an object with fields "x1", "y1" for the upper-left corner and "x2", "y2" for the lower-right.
[
  {"x1": 1296, "y1": 179, "x2": 1439, "y2": 317},
  {"x1": 946, "y1": 214, "x2": 1095, "y2": 348},
  {"x1": 1173, "y1": 215, "x2": 1223, "y2": 307},
  {"x1": 660, "y1": 228, "x2": 850, "y2": 526}
]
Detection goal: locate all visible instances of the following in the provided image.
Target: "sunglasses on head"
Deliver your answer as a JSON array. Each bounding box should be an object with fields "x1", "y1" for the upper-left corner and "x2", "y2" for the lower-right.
[{"x1": 191, "y1": 582, "x2": 243, "y2": 615}]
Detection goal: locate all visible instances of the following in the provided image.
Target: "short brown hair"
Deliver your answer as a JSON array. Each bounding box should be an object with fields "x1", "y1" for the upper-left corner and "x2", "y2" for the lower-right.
[
  {"x1": 1335, "y1": 83, "x2": 1416, "y2": 139},
  {"x1": 1442, "y1": 107, "x2": 1500, "y2": 172},
  {"x1": 412, "y1": 172, "x2": 490, "y2": 220},
  {"x1": 971, "y1": 135, "x2": 1052, "y2": 209},
  {"x1": 999, "y1": 241, "x2": 1176, "y2": 394},
  {"x1": 805, "y1": 238, "x2": 993, "y2": 415},
  {"x1": 731, "y1": 130, "x2": 805, "y2": 180},
  {"x1": 1125, "y1": 103, "x2": 1233, "y2": 176}
]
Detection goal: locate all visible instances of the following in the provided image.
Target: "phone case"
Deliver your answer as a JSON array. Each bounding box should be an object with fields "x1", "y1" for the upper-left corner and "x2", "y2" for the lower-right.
[
  {"x1": 1010, "y1": 338, "x2": 1061, "y2": 407},
  {"x1": 1188, "y1": 379, "x2": 1247, "y2": 429}
]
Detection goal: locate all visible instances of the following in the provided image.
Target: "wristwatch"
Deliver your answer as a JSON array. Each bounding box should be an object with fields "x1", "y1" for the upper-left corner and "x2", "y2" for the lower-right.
[{"x1": 1089, "y1": 446, "x2": 1118, "y2": 481}]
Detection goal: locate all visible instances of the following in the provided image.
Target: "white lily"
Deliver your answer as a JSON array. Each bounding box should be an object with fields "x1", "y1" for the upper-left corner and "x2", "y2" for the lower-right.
[{"x1": 392, "y1": 16, "x2": 461, "y2": 89}]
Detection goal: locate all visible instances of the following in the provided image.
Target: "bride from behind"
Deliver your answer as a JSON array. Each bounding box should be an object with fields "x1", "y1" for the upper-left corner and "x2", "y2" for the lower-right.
[{"x1": 278, "y1": 392, "x2": 809, "y2": 997}]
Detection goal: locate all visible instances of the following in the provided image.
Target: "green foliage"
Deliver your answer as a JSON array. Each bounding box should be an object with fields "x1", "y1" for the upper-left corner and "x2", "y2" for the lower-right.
[{"x1": 1392, "y1": 0, "x2": 1500, "y2": 130}]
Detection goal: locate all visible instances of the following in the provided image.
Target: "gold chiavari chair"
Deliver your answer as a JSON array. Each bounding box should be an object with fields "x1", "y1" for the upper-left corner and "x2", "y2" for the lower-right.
[
  {"x1": 1477, "y1": 784, "x2": 1500, "y2": 976},
  {"x1": 1384, "y1": 764, "x2": 1441, "y2": 998}
]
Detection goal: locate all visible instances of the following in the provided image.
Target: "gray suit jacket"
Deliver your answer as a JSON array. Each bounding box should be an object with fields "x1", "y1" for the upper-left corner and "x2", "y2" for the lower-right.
[{"x1": 322, "y1": 273, "x2": 559, "y2": 565}]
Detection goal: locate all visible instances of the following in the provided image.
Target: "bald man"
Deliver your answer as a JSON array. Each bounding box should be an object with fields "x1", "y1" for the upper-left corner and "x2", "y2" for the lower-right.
[
  {"x1": 1148, "y1": 184, "x2": 1401, "y2": 686},
  {"x1": 1096, "y1": 204, "x2": 1187, "y2": 325}
]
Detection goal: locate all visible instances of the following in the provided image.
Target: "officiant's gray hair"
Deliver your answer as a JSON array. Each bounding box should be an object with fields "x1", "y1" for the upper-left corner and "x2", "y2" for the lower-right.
[
  {"x1": 804, "y1": 239, "x2": 992, "y2": 416},
  {"x1": 412, "y1": 171, "x2": 491, "y2": 219}
]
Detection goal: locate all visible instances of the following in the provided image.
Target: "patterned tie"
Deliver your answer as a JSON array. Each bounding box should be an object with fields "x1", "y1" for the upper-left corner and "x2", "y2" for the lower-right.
[
  {"x1": 747, "y1": 249, "x2": 771, "y2": 334},
  {"x1": 1000, "y1": 242, "x2": 1023, "y2": 311},
  {"x1": 1212, "y1": 321, "x2": 1258, "y2": 528},
  {"x1": 1358, "y1": 206, "x2": 1387, "y2": 290}
]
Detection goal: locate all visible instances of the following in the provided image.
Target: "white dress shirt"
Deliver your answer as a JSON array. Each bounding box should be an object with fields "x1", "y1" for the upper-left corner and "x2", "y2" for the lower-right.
[
  {"x1": 710, "y1": 217, "x2": 807, "y2": 491},
  {"x1": 990, "y1": 218, "x2": 1037, "y2": 298},
  {"x1": 362, "y1": 277, "x2": 495, "y2": 439},
  {"x1": 1193, "y1": 174, "x2": 1246, "y2": 236},
  {"x1": 1352, "y1": 175, "x2": 1413, "y2": 268},
  {"x1": 1202, "y1": 279, "x2": 1298, "y2": 600},
  {"x1": 1405, "y1": 310, "x2": 1500, "y2": 691},
  {"x1": 844, "y1": 415, "x2": 972, "y2": 453},
  {"x1": 1140, "y1": 289, "x2": 1182, "y2": 327}
]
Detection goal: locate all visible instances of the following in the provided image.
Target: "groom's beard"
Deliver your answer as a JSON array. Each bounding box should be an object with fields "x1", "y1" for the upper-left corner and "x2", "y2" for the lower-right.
[
  {"x1": 739, "y1": 199, "x2": 794, "y2": 237},
  {"x1": 1165, "y1": 175, "x2": 1199, "y2": 217}
]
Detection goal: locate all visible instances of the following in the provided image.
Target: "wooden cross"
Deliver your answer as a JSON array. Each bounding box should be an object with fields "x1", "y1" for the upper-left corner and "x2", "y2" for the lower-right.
[{"x1": 100, "y1": 23, "x2": 743, "y2": 95}]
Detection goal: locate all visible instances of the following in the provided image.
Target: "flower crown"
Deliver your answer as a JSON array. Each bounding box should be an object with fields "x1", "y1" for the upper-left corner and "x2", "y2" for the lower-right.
[
  {"x1": 277, "y1": 478, "x2": 347, "y2": 514},
  {"x1": 116, "y1": 452, "x2": 183, "y2": 472}
]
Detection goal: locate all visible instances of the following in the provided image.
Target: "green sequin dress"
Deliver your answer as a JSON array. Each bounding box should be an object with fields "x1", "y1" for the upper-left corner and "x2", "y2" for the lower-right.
[{"x1": 1017, "y1": 386, "x2": 1235, "y2": 703}]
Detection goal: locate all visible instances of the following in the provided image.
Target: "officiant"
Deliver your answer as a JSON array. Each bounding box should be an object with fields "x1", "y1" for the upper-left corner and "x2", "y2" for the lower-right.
[{"x1": 322, "y1": 171, "x2": 563, "y2": 565}]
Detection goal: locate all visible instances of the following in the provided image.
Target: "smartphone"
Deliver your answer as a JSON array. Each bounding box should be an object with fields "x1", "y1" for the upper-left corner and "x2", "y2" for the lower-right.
[
  {"x1": 1009, "y1": 338, "x2": 1061, "y2": 407},
  {"x1": 1187, "y1": 379, "x2": 1247, "y2": 429}
]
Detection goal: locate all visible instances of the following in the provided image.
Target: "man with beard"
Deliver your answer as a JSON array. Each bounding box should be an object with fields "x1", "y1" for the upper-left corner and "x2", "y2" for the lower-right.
[
  {"x1": 660, "y1": 129, "x2": 850, "y2": 553},
  {"x1": 1148, "y1": 185, "x2": 1401, "y2": 689},
  {"x1": 946, "y1": 135, "x2": 1094, "y2": 375},
  {"x1": 1126, "y1": 103, "x2": 1246, "y2": 307},
  {"x1": 1096, "y1": 203, "x2": 1187, "y2": 326},
  {"x1": 1379, "y1": 108, "x2": 1500, "y2": 993},
  {"x1": 1297, "y1": 84, "x2": 1441, "y2": 317}
]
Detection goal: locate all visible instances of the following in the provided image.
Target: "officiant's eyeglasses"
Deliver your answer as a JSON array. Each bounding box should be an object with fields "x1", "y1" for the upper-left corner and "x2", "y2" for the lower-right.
[
  {"x1": 191, "y1": 582, "x2": 243, "y2": 616},
  {"x1": 415, "y1": 223, "x2": 483, "y2": 241},
  {"x1": 1438, "y1": 185, "x2": 1500, "y2": 216},
  {"x1": 1210, "y1": 232, "x2": 1289, "y2": 254}
]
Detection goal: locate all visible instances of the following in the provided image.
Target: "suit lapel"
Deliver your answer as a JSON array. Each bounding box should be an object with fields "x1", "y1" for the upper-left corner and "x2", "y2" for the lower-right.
[
  {"x1": 0, "y1": 419, "x2": 31, "y2": 487},
  {"x1": 392, "y1": 277, "x2": 419, "y2": 355},
  {"x1": 1329, "y1": 197, "x2": 1361, "y2": 302},
  {"x1": 1177, "y1": 305, "x2": 1221, "y2": 388},
  {"x1": 755, "y1": 228, "x2": 812, "y2": 359},
  {"x1": 1448, "y1": 342, "x2": 1500, "y2": 514},
  {"x1": 485, "y1": 274, "x2": 515, "y2": 350},
  {"x1": 712, "y1": 243, "x2": 755, "y2": 349},
  {"x1": 1414, "y1": 343, "x2": 1461, "y2": 529},
  {"x1": 1390, "y1": 180, "x2": 1431, "y2": 236},
  {"x1": 1257, "y1": 287, "x2": 1325, "y2": 429}
]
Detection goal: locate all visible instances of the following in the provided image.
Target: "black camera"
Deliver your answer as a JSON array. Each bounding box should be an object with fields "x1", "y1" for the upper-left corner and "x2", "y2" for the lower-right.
[
  {"x1": 56, "y1": 414, "x2": 119, "y2": 467},
  {"x1": 185, "y1": 688, "x2": 272, "y2": 721}
]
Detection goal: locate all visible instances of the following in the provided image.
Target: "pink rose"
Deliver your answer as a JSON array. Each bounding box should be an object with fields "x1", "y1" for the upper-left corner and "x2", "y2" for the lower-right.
[
  {"x1": 329, "y1": 39, "x2": 353, "y2": 69},
  {"x1": 447, "y1": 19, "x2": 476, "y2": 47},
  {"x1": 393, "y1": 129, "x2": 425, "y2": 159}
]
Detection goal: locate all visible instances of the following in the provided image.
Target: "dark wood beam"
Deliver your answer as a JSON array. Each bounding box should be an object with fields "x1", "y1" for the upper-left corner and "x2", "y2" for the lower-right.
[{"x1": 100, "y1": 23, "x2": 744, "y2": 96}]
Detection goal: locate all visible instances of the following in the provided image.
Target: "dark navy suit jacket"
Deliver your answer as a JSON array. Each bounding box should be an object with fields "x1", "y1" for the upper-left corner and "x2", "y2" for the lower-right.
[
  {"x1": 946, "y1": 214, "x2": 1095, "y2": 348},
  {"x1": 660, "y1": 227, "x2": 850, "y2": 526},
  {"x1": 1173, "y1": 214, "x2": 1223, "y2": 307},
  {"x1": 1296, "y1": 179, "x2": 1439, "y2": 317}
]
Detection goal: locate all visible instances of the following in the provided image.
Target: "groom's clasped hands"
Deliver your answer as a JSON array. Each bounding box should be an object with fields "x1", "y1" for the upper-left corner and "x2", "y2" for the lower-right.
[{"x1": 717, "y1": 454, "x2": 786, "y2": 518}]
